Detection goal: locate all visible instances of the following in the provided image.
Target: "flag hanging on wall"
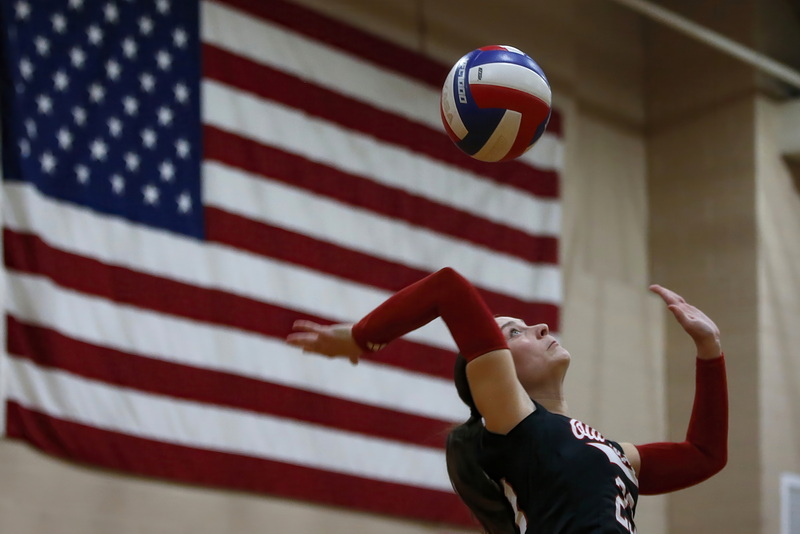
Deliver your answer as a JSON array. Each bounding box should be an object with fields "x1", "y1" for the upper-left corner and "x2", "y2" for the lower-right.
[{"x1": 0, "y1": 0, "x2": 562, "y2": 527}]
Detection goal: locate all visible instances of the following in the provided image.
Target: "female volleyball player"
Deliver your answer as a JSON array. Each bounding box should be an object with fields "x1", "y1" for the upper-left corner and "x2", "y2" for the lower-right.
[{"x1": 286, "y1": 268, "x2": 727, "y2": 533}]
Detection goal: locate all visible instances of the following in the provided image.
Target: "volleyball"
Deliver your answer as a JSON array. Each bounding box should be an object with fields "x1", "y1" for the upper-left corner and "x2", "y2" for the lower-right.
[{"x1": 440, "y1": 45, "x2": 552, "y2": 162}]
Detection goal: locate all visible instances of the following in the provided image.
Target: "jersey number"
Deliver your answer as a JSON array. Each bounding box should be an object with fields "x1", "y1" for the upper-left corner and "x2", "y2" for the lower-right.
[
  {"x1": 501, "y1": 475, "x2": 634, "y2": 534},
  {"x1": 614, "y1": 476, "x2": 636, "y2": 533}
]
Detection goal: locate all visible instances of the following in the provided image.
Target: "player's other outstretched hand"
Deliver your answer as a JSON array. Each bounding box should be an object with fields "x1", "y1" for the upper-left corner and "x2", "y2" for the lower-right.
[
  {"x1": 286, "y1": 320, "x2": 361, "y2": 365},
  {"x1": 649, "y1": 284, "x2": 722, "y2": 360}
]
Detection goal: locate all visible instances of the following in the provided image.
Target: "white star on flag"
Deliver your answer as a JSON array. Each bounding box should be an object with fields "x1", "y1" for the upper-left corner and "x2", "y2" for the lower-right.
[
  {"x1": 110, "y1": 174, "x2": 125, "y2": 194},
  {"x1": 74, "y1": 164, "x2": 90, "y2": 184},
  {"x1": 19, "y1": 57, "x2": 33, "y2": 79},
  {"x1": 35, "y1": 94, "x2": 53, "y2": 114},
  {"x1": 24, "y1": 118, "x2": 36, "y2": 137},
  {"x1": 53, "y1": 70, "x2": 69, "y2": 91},
  {"x1": 123, "y1": 96, "x2": 139, "y2": 115},
  {"x1": 173, "y1": 27, "x2": 187, "y2": 48},
  {"x1": 56, "y1": 128, "x2": 73, "y2": 150},
  {"x1": 106, "y1": 60, "x2": 122, "y2": 81},
  {"x1": 174, "y1": 82, "x2": 189, "y2": 103},
  {"x1": 138, "y1": 16, "x2": 153, "y2": 35},
  {"x1": 142, "y1": 183, "x2": 159, "y2": 205},
  {"x1": 124, "y1": 152, "x2": 140, "y2": 172},
  {"x1": 90, "y1": 138, "x2": 108, "y2": 160},
  {"x1": 103, "y1": 3, "x2": 119, "y2": 23},
  {"x1": 88, "y1": 83, "x2": 105, "y2": 103},
  {"x1": 141, "y1": 128, "x2": 157, "y2": 148},
  {"x1": 51, "y1": 13, "x2": 67, "y2": 33},
  {"x1": 34, "y1": 36, "x2": 49, "y2": 56},
  {"x1": 122, "y1": 37, "x2": 137, "y2": 59},
  {"x1": 140, "y1": 72, "x2": 156, "y2": 92},
  {"x1": 69, "y1": 46, "x2": 86, "y2": 68},
  {"x1": 72, "y1": 106, "x2": 87, "y2": 125},
  {"x1": 15, "y1": 1, "x2": 31, "y2": 20},
  {"x1": 39, "y1": 151, "x2": 56, "y2": 173},
  {"x1": 175, "y1": 138, "x2": 190, "y2": 158},
  {"x1": 156, "y1": 50, "x2": 172, "y2": 70},
  {"x1": 159, "y1": 160, "x2": 175, "y2": 182},
  {"x1": 157, "y1": 106, "x2": 173, "y2": 126},
  {"x1": 87, "y1": 24, "x2": 103, "y2": 45},
  {"x1": 176, "y1": 191, "x2": 192, "y2": 213}
]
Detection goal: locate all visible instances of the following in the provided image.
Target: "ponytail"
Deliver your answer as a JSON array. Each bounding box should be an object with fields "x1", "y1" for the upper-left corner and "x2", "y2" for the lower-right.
[{"x1": 446, "y1": 355, "x2": 516, "y2": 534}]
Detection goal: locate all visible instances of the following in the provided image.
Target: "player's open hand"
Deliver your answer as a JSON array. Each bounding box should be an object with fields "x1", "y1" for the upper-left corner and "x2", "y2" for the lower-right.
[
  {"x1": 649, "y1": 284, "x2": 722, "y2": 359},
  {"x1": 286, "y1": 320, "x2": 362, "y2": 365}
]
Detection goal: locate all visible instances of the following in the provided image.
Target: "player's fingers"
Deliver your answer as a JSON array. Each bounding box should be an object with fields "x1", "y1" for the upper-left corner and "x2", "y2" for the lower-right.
[
  {"x1": 666, "y1": 303, "x2": 682, "y2": 317},
  {"x1": 669, "y1": 290, "x2": 687, "y2": 304},
  {"x1": 649, "y1": 284, "x2": 672, "y2": 303},
  {"x1": 292, "y1": 320, "x2": 324, "y2": 333},
  {"x1": 286, "y1": 332, "x2": 318, "y2": 347},
  {"x1": 649, "y1": 284, "x2": 686, "y2": 304}
]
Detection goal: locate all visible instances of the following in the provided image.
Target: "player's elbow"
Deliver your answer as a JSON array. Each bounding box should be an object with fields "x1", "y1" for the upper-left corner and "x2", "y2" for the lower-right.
[
  {"x1": 710, "y1": 450, "x2": 727, "y2": 474},
  {"x1": 436, "y1": 267, "x2": 469, "y2": 288},
  {"x1": 437, "y1": 266, "x2": 461, "y2": 280},
  {"x1": 699, "y1": 445, "x2": 727, "y2": 477}
]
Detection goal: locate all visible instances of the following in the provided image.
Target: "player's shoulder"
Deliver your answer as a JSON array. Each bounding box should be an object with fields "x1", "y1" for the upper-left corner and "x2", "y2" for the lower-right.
[{"x1": 483, "y1": 401, "x2": 562, "y2": 442}]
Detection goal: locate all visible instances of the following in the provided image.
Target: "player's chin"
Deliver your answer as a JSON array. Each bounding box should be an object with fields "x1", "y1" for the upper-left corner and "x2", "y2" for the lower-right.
[
  {"x1": 553, "y1": 346, "x2": 571, "y2": 363},
  {"x1": 548, "y1": 341, "x2": 569, "y2": 357}
]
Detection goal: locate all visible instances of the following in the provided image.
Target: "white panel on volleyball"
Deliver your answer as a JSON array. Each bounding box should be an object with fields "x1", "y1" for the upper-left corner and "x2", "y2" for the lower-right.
[
  {"x1": 440, "y1": 60, "x2": 468, "y2": 140},
  {"x1": 468, "y1": 62, "x2": 552, "y2": 105}
]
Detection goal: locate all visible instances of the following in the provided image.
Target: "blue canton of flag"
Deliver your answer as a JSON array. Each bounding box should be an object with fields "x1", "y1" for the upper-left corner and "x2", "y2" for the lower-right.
[{"x1": 1, "y1": 0, "x2": 203, "y2": 238}]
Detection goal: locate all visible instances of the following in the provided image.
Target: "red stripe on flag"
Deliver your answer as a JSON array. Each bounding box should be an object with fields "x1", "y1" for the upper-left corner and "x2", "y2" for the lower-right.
[
  {"x1": 202, "y1": 45, "x2": 561, "y2": 199},
  {"x1": 203, "y1": 126, "x2": 559, "y2": 265},
  {"x1": 2, "y1": 229, "x2": 461, "y2": 378},
  {"x1": 206, "y1": 208, "x2": 561, "y2": 331},
  {"x1": 6, "y1": 316, "x2": 454, "y2": 449},
  {"x1": 5, "y1": 402, "x2": 475, "y2": 527}
]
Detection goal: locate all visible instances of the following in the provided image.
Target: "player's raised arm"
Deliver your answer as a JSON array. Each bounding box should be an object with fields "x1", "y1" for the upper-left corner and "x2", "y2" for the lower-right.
[
  {"x1": 286, "y1": 267, "x2": 534, "y2": 433},
  {"x1": 623, "y1": 285, "x2": 728, "y2": 494}
]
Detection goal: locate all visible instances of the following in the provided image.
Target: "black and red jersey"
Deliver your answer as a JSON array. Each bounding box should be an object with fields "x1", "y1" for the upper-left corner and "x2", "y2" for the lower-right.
[{"x1": 479, "y1": 401, "x2": 639, "y2": 533}]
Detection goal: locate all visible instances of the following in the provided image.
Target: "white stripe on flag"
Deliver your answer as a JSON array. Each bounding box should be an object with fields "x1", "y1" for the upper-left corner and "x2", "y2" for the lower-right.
[
  {"x1": 203, "y1": 80, "x2": 563, "y2": 239},
  {"x1": 6, "y1": 356, "x2": 452, "y2": 491},
  {"x1": 520, "y1": 130, "x2": 565, "y2": 171},
  {"x1": 204, "y1": 160, "x2": 562, "y2": 304},
  {"x1": 5, "y1": 271, "x2": 466, "y2": 422}
]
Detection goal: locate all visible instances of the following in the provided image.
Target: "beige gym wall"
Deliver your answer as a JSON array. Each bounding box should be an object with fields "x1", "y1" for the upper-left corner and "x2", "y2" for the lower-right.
[
  {"x1": 646, "y1": 1, "x2": 800, "y2": 533},
  {"x1": 645, "y1": 0, "x2": 760, "y2": 529},
  {"x1": 757, "y1": 95, "x2": 800, "y2": 534}
]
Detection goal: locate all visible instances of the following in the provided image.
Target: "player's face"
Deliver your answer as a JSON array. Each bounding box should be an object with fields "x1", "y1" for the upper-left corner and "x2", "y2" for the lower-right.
[{"x1": 495, "y1": 316, "x2": 570, "y2": 390}]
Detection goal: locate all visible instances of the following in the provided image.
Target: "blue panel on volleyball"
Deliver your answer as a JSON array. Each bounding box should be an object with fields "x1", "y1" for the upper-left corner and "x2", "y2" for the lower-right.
[{"x1": 450, "y1": 52, "x2": 506, "y2": 157}]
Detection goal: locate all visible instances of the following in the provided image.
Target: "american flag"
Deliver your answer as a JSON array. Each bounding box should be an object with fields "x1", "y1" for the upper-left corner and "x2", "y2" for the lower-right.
[{"x1": 0, "y1": 0, "x2": 563, "y2": 527}]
